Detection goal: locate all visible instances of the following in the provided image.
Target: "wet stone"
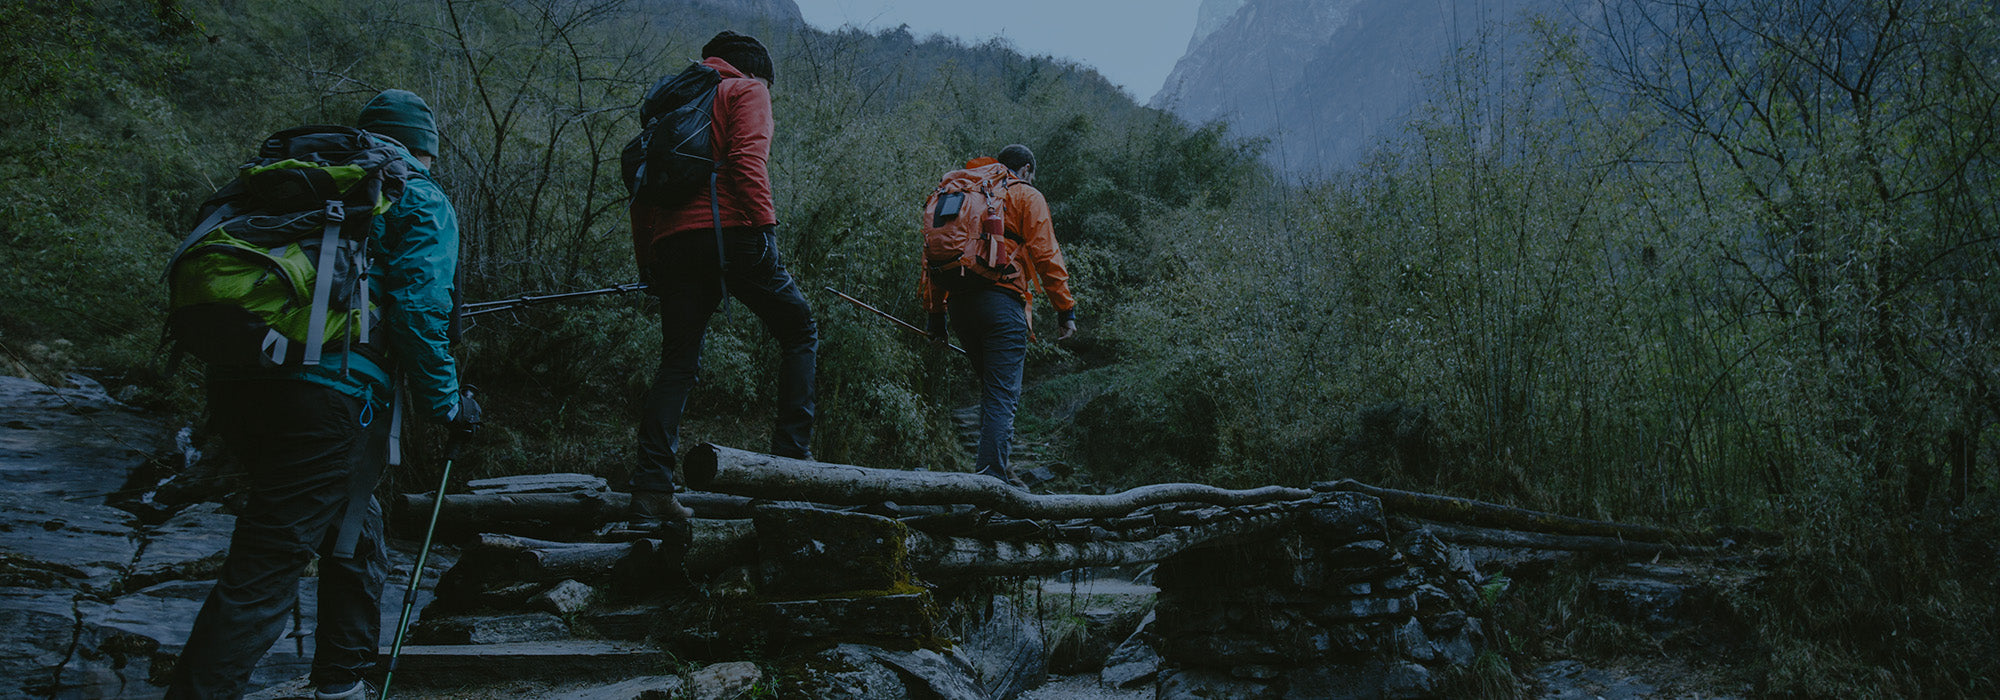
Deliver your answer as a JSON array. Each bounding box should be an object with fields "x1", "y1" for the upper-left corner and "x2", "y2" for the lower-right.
[
  {"x1": 1099, "y1": 612, "x2": 1161, "y2": 689},
  {"x1": 1437, "y1": 626, "x2": 1479, "y2": 666},
  {"x1": 958, "y1": 594, "x2": 1044, "y2": 700},
  {"x1": 863, "y1": 646, "x2": 983, "y2": 700},
  {"x1": 754, "y1": 505, "x2": 911, "y2": 596},
  {"x1": 0, "y1": 491, "x2": 138, "y2": 593},
  {"x1": 1593, "y1": 576, "x2": 1689, "y2": 631},
  {"x1": 1280, "y1": 664, "x2": 1386, "y2": 700},
  {"x1": 724, "y1": 592, "x2": 942, "y2": 651},
  {"x1": 412, "y1": 612, "x2": 572, "y2": 645},
  {"x1": 546, "y1": 675, "x2": 687, "y2": 700},
  {"x1": 1158, "y1": 667, "x2": 1275, "y2": 700},
  {"x1": 1313, "y1": 595, "x2": 1408, "y2": 621},
  {"x1": 531, "y1": 578, "x2": 596, "y2": 615},
  {"x1": 0, "y1": 375, "x2": 175, "y2": 503},
  {"x1": 1325, "y1": 540, "x2": 1393, "y2": 567},
  {"x1": 129, "y1": 503, "x2": 234, "y2": 590},
  {"x1": 777, "y1": 644, "x2": 916, "y2": 700},
  {"x1": 1384, "y1": 661, "x2": 1438, "y2": 699},
  {"x1": 1413, "y1": 584, "x2": 1454, "y2": 616},
  {"x1": 1426, "y1": 610, "x2": 1468, "y2": 634},
  {"x1": 0, "y1": 587, "x2": 81, "y2": 699},
  {"x1": 690, "y1": 660, "x2": 761, "y2": 700},
  {"x1": 1394, "y1": 617, "x2": 1435, "y2": 662},
  {"x1": 1304, "y1": 493, "x2": 1388, "y2": 542}
]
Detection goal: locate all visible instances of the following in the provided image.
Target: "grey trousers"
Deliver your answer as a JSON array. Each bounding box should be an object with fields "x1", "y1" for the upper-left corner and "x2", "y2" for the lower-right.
[{"x1": 167, "y1": 379, "x2": 389, "y2": 699}]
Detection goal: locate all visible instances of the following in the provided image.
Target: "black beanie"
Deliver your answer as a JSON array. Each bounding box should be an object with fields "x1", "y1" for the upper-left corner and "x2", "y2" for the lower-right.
[
  {"x1": 998, "y1": 144, "x2": 1036, "y2": 172},
  {"x1": 702, "y1": 30, "x2": 774, "y2": 85}
]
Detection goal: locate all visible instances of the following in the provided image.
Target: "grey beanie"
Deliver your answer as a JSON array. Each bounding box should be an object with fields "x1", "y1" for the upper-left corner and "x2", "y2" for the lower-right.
[{"x1": 358, "y1": 89, "x2": 440, "y2": 157}]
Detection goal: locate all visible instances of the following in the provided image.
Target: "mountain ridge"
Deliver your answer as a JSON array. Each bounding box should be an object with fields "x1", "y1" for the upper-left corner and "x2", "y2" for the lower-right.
[{"x1": 1153, "y1": 0, "x2": 1576, "y2": 177}]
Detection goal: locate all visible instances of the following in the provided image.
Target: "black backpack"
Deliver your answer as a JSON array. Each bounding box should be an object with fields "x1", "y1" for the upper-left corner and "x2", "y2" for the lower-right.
[
  {"x1": 164, "y1": 126, "x2": 411, "y2": 369},
  {"x1": 621, "y1": 62, "x2": 723, "y2": 206}
]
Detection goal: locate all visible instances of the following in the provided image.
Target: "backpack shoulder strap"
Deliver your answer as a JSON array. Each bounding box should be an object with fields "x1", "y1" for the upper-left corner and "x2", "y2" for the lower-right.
[{"x1": 301, "y1": 200, "x2": 346, "y2": 366}]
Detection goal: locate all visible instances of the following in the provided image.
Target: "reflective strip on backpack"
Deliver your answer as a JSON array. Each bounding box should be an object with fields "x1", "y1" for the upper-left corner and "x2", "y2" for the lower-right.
[
  {"x1": 356, "y1": 250, "x2": 371, "y2": 345},
  {"x1": 302, "y1": 200, "x2": 345, "y2": 366},
  {"x1": 387, "y1": 382, "x2": 405, "y2": 467},
  {"x1": 260, "y1": 328, "x2": 289, "y2": 366}
]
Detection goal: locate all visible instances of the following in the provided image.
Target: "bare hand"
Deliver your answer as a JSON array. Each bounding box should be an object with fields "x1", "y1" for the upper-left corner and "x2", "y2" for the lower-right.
[{"x1": 1055, "y1": 320, "x2": 1078, "y2": 341}]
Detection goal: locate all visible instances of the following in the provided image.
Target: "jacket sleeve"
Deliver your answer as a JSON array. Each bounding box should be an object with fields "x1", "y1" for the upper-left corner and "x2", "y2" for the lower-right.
[
  {"x1": 1013, "y1": 186, "x2": 1075, "y2": 312},
  {"x1": 716, "y1": 78, "x2": 775, "y2": 225},
  {"x1": 376, "y1": 171, "x2": 463, "y2": 420}
]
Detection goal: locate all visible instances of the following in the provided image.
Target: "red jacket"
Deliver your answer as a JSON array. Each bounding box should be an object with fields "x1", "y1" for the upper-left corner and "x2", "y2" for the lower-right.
[
  {"x1": 632, "y1": 57, "x2": 776, "y2": 267},
  {"x1": 920, "y1": 158, "x2": 1076, "y2": 315}
]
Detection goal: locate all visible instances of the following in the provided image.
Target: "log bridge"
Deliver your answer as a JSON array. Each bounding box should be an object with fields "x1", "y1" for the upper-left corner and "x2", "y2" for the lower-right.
[{"x1": 398, "y1": 444, "x2": 1768, "y2": 698}]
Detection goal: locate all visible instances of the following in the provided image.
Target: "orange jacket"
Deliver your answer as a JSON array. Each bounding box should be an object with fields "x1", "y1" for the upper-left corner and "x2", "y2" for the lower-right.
[
  {"x1": 920, "y1": 157, "x2": 1076, "y2": 315},
  {"x1": 631, "y1": 57, "x2": 776, "y2": 267}
]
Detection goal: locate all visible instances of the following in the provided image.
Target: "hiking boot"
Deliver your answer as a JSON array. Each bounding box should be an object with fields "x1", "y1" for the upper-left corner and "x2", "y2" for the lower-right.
[
  {"x1": 629, "y1": 490, "x2": 695, "y2": 526},
  {"x1": 975, "y1": 466, "x2": 1030, "y2": 491},
  {"x1": 314, "y1": 680, "x2": 373, "y2": 700}
]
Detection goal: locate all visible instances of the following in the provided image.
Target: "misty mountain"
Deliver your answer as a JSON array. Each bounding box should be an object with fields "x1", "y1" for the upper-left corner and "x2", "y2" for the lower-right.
[
  {"x1": 659, "y1": 0, "x2": 804, "y2": 25},
  {"x1": 1153, "y1": 0, "x2": 1574, "y2": 178}
]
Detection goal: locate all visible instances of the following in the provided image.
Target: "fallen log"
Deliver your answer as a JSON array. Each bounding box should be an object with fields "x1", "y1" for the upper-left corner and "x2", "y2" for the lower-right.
[
  {"x1": 906, "y1": 508, "x2": 1297, "y2": 577},
  {"x1": 449, "y1": 521, "x2": 757, "y2": 584},
  {"x1": 1391, "y1": 517, "x2": 1720, "y2": 558},
  {"x1": 1318, "y1": 479, "x2": 1764, "y2": 546},
  {"x1": 396, "y1": 490, "x2": 758, "y2": 536},
  {"x1": 462, "y1": 535, "x2": 638, "y2": 583},
  {"x1": 685, "y1": 444, "x2": 1314, "y2": 519}
]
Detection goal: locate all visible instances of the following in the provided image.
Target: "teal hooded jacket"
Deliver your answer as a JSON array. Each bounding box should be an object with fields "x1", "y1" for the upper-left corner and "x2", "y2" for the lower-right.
[{"x1": 210, "y1": 141, "x2": 463, "y2": 422}]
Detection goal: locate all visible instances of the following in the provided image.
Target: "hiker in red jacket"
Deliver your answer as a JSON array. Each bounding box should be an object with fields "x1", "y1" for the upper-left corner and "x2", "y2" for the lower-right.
[
  {"x1": 921, "y1": 145, "x2": 1078, "y2": 487},
  {"x1": 628, "y1": 31, "x2": 817, "y2": 523}
]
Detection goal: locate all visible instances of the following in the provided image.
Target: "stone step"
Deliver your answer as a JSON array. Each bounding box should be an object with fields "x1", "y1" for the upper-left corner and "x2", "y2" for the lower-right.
[{"x1": 386, "y1": 640, "x2": 670, "y2": 686}]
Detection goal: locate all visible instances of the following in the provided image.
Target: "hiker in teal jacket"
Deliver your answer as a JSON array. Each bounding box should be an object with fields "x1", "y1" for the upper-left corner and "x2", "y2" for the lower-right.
[{"x1": 167, "y1": 90, "x2": 479, "y2": 700}]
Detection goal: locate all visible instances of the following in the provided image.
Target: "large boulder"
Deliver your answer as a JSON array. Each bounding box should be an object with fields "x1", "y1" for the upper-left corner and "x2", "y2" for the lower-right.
[
  {"x1": 1100, "y1": 611, "x2": 1162, "y2": 688},
  {"x1": 0, "y1": 374, "x2": 175, "y2": 503},
  {"x1": 0, "y1": 587, "x2": 81, "y2": 698},
  {"x1": 129, "y1": 503, "x2": 235, "y2": 590},
  {"x1": 0, "y1": 491, "x2": 139, "y2": 594},
  {"x1": 956, "y1": 594, "x2": 1045, "y2": 700},
  {"x1": 1041, "y1": 576, "x2": 1157, "y2": 674}
]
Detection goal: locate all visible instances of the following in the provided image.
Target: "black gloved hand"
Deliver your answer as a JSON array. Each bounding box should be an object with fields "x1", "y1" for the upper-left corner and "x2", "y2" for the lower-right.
[{"x1": 446, "y1": 387, "x2": 482, "y2": 454}]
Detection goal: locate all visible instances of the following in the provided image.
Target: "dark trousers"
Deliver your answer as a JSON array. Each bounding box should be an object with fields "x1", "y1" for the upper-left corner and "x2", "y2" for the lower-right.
[
  {"x1": 949, "y1": 284, "x2": 1029, "y2": 474},
  {"x1": 167, "y1": 380, "x2": 390, "y2": 699},
  {"x1": 632, "y1": 225, "x2": 818, "y2": 492}
]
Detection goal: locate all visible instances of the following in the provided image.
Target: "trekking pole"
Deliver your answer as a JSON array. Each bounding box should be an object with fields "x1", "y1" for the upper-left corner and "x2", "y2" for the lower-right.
[
  {"x1": 378, "y1": 441, "x2": 460, "y2": 700},
  {"x1": 460, "y1": 282, "x2": 650, "y2": 317},
  {"x1": 824, "y1": 286, "x2": 966, "y2": 355}
]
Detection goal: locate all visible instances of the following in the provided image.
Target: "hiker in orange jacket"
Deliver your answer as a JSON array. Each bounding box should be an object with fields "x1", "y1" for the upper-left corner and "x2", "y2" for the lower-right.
[
  {"x1": 922, "y1": 144, "x2": 1077, "y2": 487},
  {"x1": 629, "y1": 31, "x2": 817, "y2": 524}
]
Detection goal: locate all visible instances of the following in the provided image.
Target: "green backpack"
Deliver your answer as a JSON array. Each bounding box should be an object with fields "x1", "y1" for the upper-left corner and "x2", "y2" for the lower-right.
[{"x1": 165, "y1": 126, "x2": 412, "y2": 369}]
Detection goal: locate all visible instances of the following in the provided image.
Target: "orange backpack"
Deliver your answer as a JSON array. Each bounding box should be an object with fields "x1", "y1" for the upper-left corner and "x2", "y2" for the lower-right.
[{"x1": 920, "y1": 165, "x2": 1023, "y2": 284}]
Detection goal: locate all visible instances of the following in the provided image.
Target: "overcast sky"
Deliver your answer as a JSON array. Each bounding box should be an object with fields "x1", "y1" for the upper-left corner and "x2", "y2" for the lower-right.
[{"x1": 793, "y1": 0, "x2": 1206, "y2": 102}]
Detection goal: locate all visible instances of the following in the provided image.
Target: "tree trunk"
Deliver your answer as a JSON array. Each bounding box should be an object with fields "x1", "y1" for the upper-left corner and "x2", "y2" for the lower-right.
[{"x1": 685, "y1": 444, "x2": 1313, "y2": 519}]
